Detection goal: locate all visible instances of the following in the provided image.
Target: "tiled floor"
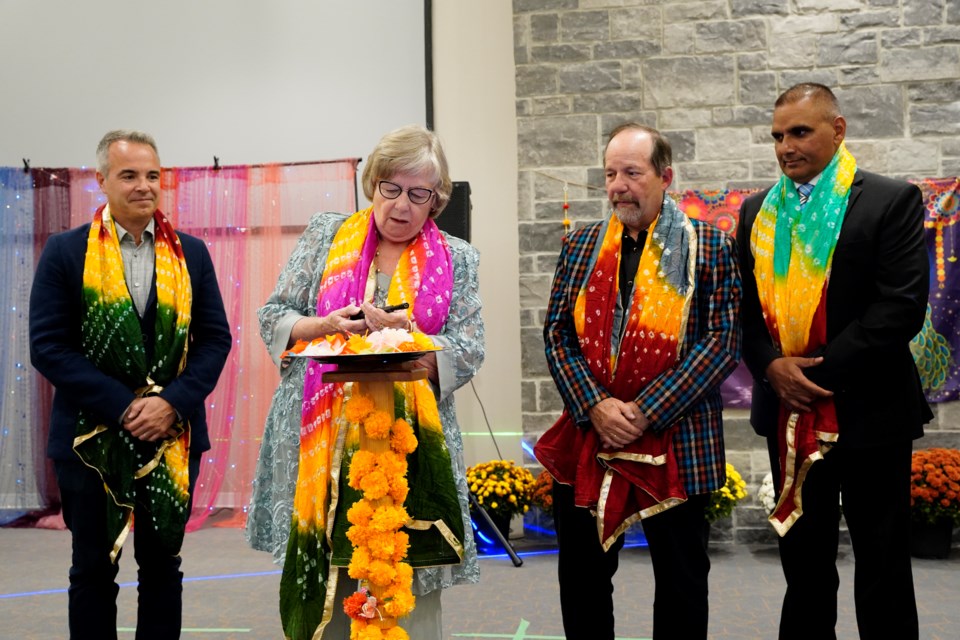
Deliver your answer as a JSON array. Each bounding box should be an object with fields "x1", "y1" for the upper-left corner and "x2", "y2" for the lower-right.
[{"x1": 2, "y1": 526, "x2": 957, "y2": 639}]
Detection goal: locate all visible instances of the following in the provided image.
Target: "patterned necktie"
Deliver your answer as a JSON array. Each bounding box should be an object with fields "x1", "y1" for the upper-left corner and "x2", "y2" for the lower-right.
[{"x1": 797, "y1": 182, "x2": 814, "y2": 207}]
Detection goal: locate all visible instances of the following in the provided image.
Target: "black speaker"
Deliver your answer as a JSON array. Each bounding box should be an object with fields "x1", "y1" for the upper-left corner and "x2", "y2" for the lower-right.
[{"x1": 437, "y1": 181, "x2": 471, "y2": 242}]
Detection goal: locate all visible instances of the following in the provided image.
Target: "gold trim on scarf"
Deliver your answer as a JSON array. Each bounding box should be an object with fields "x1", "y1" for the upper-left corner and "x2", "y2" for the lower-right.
[
  {"x1": 404, "y1": 519, "x2": 466, "y2": 562},
  {"x1": 597, "y1": 451, "x2": 668, "y2": 465},
  {"x1": 595, "y1": 468, "x2": 686, "y2": 551},
  {"x1": 769, "y1": 412, "x2": 825, "y2": 537}
]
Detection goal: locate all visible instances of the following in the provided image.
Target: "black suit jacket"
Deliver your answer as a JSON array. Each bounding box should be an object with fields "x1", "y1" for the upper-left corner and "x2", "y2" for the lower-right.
[
  {"x1": 30, "y1": 222, "x2": 232, "y2": 460},
  {"x1": 737, "y1": 169, "x2": 932, "y2": 447}
]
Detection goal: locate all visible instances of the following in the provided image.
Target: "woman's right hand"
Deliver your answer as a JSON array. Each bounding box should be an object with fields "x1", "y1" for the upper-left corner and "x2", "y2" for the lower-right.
[{"x1": 289, "y1": 305, "x2": 367, "y2": 345}]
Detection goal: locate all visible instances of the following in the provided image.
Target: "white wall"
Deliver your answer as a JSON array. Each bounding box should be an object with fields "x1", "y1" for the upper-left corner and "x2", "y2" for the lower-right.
[
  {"x1": 432, "y1": 3, "x2": 522, "y2": 467},
  {"x1": 0, "y1": 1, "x2": 426, "y2": 168}
]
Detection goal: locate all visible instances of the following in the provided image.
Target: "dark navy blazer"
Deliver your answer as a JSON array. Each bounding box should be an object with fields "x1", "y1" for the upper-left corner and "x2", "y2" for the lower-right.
[{"x1": 30, "y1": 222, "x2": 232, "y2": 460}]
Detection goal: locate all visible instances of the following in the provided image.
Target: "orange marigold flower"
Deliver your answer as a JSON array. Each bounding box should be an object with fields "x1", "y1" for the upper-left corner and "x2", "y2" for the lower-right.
[
  {"x1": 359, "y1": 469, "x2": 390, "y2": 500},
  {"x1": 345, "y1": 334, "x2": 372, "y2": 354},
  {"x1": 411, "y1": 332, "x2": 436, "y2": 351},
  {"x1": 384, "y1": 626, "x2": 410, "y2": 640},
  {"x1": 388, "y1": 475, "x2": 409, "y2": 504},
  {"x1": 390, "y1": 419, "x2": 418, "y2": 455},
  {"x1": 370, "y1": 505, "x2": 409, "y2": 532},
  {"x1": 367, "y1": 559, "x2": 398, "y2": 587},
  {"x1": 345, "y1": 395, "x2": 375, "y2": 423},
  {"x1": 347, "y1": 500, "x2": 375, "y2": 526},
  {"x1": 348, "y1": 547, "x2": 372, "y2": 580},
  {"x1": 363, "y1": 410, "x2": 393, "y2": 440},
  {"x1": 348, "y1": 451, "x2": 377, "y2": 490},
  {"x1": 383, "y1": 590, "x2": 416, "y2": 618},
  {"x1": 377, "y1": 450, "x2": 408, "y2": 478}
]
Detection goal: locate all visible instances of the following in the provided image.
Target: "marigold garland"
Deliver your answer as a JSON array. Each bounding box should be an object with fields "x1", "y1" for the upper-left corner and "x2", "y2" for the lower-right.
[{"x1": 342, "y1": 391, "x2": 418, "y2": 638}]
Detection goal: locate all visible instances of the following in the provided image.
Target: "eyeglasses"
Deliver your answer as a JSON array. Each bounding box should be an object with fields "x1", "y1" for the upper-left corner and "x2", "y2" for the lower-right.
[{"x1": 378, "y1": 180, "x2": 435, "y2": 205}]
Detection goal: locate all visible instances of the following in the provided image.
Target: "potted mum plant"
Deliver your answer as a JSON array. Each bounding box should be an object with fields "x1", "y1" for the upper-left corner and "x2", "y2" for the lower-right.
[
  {"x1": 910, "y1": 447, "x2": 960, "y2": 559},
  {"x1": 531, "y1": 469, "x2": 554, "y2": 517},
  {"x1": 705, "y1": 463, "x2": 748, "y2": 528},
  {"x1": 466, "y1": 459, "x2": 536, "y2": 539}
]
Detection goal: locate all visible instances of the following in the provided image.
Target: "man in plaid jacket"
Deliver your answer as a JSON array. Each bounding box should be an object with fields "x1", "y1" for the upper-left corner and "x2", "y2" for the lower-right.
[{"x1": 536, "y1": 124, "x2": 741, "y2": 640}]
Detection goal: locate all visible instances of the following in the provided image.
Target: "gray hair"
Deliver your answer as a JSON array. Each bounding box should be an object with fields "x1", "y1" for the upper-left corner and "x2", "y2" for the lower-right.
[
  {"x1": 96, "y1": 130, "x2": 159, "y2": 175},
  {"x1": 604, "y1": 123, "x2": 673, "y2": 177},
  {"x1": 360, "y1": 124, "x2": 452, "y2": 217}
]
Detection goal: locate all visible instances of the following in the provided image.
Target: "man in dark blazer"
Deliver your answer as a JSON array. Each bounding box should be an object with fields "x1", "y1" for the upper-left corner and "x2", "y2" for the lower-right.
[
  {"x1": 29, "y1": 130, "x2": 231, "y2": 640},
  {"x1": 737, "y1": 84, "x2": 930, "y2": 640},
  {"x1": 538, "y1": 124, "x2": 741, "y2": 639}
]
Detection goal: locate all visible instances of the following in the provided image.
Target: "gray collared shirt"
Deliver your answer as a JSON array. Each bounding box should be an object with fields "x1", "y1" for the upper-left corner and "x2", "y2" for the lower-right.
[{"x1": 116, "y1": 219, "x2": 155, "y2": 317}]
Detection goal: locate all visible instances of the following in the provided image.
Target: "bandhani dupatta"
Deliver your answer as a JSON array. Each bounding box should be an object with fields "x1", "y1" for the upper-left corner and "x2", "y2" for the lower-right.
[
  {"x1": 75, "y1": 204, "x2": 192, "y2": 562},
  {"x1": 751, "y1": 143, "x2": 856, "y2": 535},
  {"x1": 280, "y1": 207, "x2": 460, "y2": 640},
  {"x1": 535, "y1": 195, "x2": 695, "y2": 550}
]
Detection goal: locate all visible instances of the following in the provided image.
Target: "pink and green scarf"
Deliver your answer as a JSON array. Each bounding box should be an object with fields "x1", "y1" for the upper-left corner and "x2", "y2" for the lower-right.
[
  {"x1": 280, "y1": 208, "x2": 463, "y2": 639},
  {"x1": 75, "y1": 204, "x2": 192, "y2": 561},
  {"x1": 751, "y1": 143, "x2": 856, "y2": 535},
  {"x1": 535, "y1": 195, "x2": 695, "y2": 550}
]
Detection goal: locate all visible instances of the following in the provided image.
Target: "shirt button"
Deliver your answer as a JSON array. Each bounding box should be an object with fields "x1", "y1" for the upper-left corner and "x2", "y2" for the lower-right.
[{"x1": 134, "y1": 282, "x2": 141, "y2": 288}]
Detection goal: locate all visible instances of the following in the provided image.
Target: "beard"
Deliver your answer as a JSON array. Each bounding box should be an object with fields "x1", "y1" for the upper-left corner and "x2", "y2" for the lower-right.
[{"x1": 613, "y1": 202, "x2": 645, "y2": 229}]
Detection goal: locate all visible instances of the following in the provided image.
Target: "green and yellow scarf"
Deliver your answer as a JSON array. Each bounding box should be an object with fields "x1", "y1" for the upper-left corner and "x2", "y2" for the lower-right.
[
  {"x1": 75, "y1": 204, "x2": 192, "y2": 561},
  {"x1": 751, "y1": 143, "x2": 856, "y2": 534}
]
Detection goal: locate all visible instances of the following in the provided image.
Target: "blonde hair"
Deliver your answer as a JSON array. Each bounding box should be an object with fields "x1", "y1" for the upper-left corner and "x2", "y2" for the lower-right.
[{"x1": 361, "y1": 125, "x2": 452, "y2": 217}]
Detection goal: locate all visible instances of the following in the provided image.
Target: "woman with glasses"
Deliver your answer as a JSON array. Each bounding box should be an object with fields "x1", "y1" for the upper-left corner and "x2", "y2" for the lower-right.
[{"x1": 247, "y1": 125, "x2": 484, "y2": 639}]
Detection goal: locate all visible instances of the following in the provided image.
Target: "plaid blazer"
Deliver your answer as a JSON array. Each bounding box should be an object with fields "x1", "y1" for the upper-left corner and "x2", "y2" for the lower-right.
[{"x1": 543, "y1": 215, "x2": 742, "y2": 495}]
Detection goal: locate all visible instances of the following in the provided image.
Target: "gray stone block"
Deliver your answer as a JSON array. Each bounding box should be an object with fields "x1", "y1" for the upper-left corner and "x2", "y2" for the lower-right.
[
  {"x1": 530, "y1": 13, "x2": 559, "y2": 43},
  {"x1": 662, "y1": 0, "x2": 727, "y2": 22},
  {"x1": 771, "y1": 14, "x2": 839, "y2": 35},
  {"x1": 663, "y1": 129, "x2": 697, "y2": 162},
  {"x1": 572, "y1": 92, "x2": 644, "y2": 114},
  {"x1": 610, "y1": 7, "x2": 662, "y2": 40},
  {"x1": 521, "y1": 326, "x2": 549, "y2": 375},
  {"x1": 537, "y1": 254, "x2": 561, "y2": 274},
  {"x1": 838, "y1": 66, "x2": 881, "y2": 85},
  {"x1": 739, "y1": 72, "x2": 779, "y2": 105},
  {"x1": 530, "y1": 43, "x2": 592, "y2": 63},
  {"x1": 713, "y1": 105, "x2": 773, "y2": 127},
  {"x1": 738, "y1": 52, "x2": 768, "y2": 71},
  {"x1": 840, "y1": 9, "x2": 900, "y2": 29},
  {"x1": 531, "y1": 96, "x2": 573, "y2": 116},
  {"x1": 519, "y1": 307, "x2": 538, "y2": 327},
  {"x1": 521, "y1": 381, "x2": 537, "y2": 412},
  {"x1": 663, "y1": 24, "x2": 697, "y2": 55},
  {"x1": 558, "y1": 61, "x2": 622, "y2": 93},
  {"x1": 600, "y1": 113, "x2": 659, "y2": 137},
  {"x1": 910, "y1": 103, "x2": 960, "y2": 136},
  {"x1": 907, "y1": 79, "x2": 960, "y2": 103},
  {"x1": 943, "y1": 139, "x2": 960, "y2": 156},
  {"x1": 796, "y1": 0, "x2": 861, "y2": 9},
  {"x1": 879, "y1": 46, "x2": 960, "y2": 83},
  {"x1": 538, "y1": 380, "x2": 565, "y2": 413},
  {"x1": 519, "y1": 274, "x2": 553, "y2": 311},
  {"x1": 534, "y1": 199, "x2": 603, "y2": 221},
  {"x1": 643, "y1": 57, "x2": 736, "y2": 108},
  {"x1": 517, "y1": 115, "x2": 600, "y2": 167},
  {"x1": 516, "y1": 65, "x2": 559, "y2": 97},
  {"x1": 697, "y1": 127, "x2": 755, "y2": 161},
  {"x1": 835, "y1": 85, "x2": 905, "y2": 138},
  {"x1": 768, "y1": 34, "x2": 818, "y2": 68},
  {"x1": 897, "y1": 139, "x2": 942, "y2": 174},
  {"x1": 843, "y1": 141, "x2": 890, "y2": 174},
  {"x1": 942, "y1": 158, "x2": 960, "y2": 176},
  {"x1": 522, "y1": 410, "x2": 563, "y2": 435},
  {"x1": 533, "y1": 168, "x2": 590, "y2": 199},
  {"x1": 660, "y1": 108, "x2": 714, "y2": 128},
  {"x1": 904, "y1": 0, "x2": 945, "y2": 27},
  {"x1": 731, "y1": 0, "x2": 789, "y2": 16},
  {"x1": 559, "y1": 10, "x2": 609, "y2": 42},
  {"x1": 950, "y1": 0, "x2": 960, "y2": 23},
  {"x1": 682, "y1": 161, "x2": 751, "y2": 182},
  {"x1": 881, "y1": 28, "x2": 924, "y2": 49},
  {"x1": 924, "y1": 26, "x2": 960, "y2": 44},
  {"x1": 514, "y1": 0, "x2": 578, "y2": 13},
  {"x1": 518, "y1": 255, "x2": 536, "y2": 274},
  {"x1": 593, "y1": 39, "x2": 663, "y2": 60},
  {"x1": 819, "y1": 32, "x2": 878, "y2": 66},
  {"x1": 695, "y1": 20, "x2": 767, "y2": 53}
]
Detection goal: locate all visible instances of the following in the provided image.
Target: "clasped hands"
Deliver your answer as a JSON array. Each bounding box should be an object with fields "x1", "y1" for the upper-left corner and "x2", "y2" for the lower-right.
[
  {"x1": 589, "y1": 397, "x2": 650, "y2": 450},
  {"x1": 123, "y1": 395, "x2": 179, "y2": 442},
  {"x1": 765, "y1": 356, "x2": 833, "y2": 413}
]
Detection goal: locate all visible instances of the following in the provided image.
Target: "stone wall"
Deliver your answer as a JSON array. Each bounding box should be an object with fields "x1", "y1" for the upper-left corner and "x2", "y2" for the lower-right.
[{"x1": 514, "y1": 0, "x2": 960, "y2": 544}]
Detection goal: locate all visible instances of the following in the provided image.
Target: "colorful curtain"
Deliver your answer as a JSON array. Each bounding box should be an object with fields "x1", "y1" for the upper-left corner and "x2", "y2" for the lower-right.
[{"x1": 0, "y1": 159, "x2": 358, "y2": 527}]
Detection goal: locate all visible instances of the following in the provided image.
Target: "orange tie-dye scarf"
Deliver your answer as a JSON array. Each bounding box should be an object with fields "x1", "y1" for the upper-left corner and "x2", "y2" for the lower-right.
[{"x1": 536, "y1": 195, "x2": 695, "y2": 549}]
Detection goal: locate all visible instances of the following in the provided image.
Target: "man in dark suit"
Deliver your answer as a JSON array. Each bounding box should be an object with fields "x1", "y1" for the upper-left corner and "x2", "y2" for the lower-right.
[
  {"x1": 537, "y1": 124, "x2": 741, "y2": 639},
  {"x1": 737, "y1": 84, "x2": 930, "y2": 639},
  {"x1": 29, "y1": 130, "x2": 231, "y2": 640}
]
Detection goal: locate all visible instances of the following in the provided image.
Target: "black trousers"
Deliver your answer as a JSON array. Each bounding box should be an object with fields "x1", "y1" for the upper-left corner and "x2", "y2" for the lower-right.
[
  {"x1": 55, "y1": 456, "x2": 201, "y2": 640},
  {"x1": 553, "y1": 482, "x2": 711, "y2": 639},
  {"x1": 768, "y1": 438, "x2": 918, "y2": 640}
]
